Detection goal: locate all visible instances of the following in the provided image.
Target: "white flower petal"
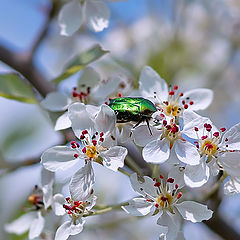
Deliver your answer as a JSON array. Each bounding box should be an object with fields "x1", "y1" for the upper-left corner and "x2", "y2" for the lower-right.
[
  {"x1": 224, "y1": 177, "x2": 240, "y2": 195},
  {"x1": 133, "y1": 125, "x2": 160, "y2": 147},
  {"x1": 42, "y1": 184, "x2": 53, "y2": 210},
  {"x1": 58, "y1": 0, "x2": 82, "y2": 36},
  {"x1": 117, "y1": 124, "x2": 133, "y2": 144},
  {"x1": 182, "y1": 111, "x2": 218, "y2": 139},
  {"x1": 78, "y1": 67, "x2": 100, "y2": 89},
  {"x1": 41, "y1": 146, "x2": 79, "y2": 172},
  {"x1": 143, "y1": 139, "x2": 170, "y2": 164},
  {"x1": 86, "y1": 195, "x2": 97, "y2": 211},
  {"x1": 29, "y1": 211, "x2": 45, "y2": 239},
  {"x1": 55, "y1": 112, "x2": 72, "y2": 131},
  {"x1": 41, "y1": 168, "x2": 54, "y2": 209},
  {"x1": 175, "y1": 140, "x2": 200, "y2": 165},
  {"x1": 157, "y1": 211, "x2": 181, "y2": 240},
  {"x1": 182, "y1": 88, "x2": 213, "y2": 111},
  {"x1": 69, "y1": 219, "x2": 85, "y2": 236},
  {"x1": 55, "y1": 221, "x2": 71, "y2": 240},
  {"x1": 167, "y1": 165, "x2": 185, "y2": 189},
  {"x1": 220, "y1": 122, "x2": 240, "y2": 150},
  {"x1": 208, "y1": 159, "x2": 220, "y2": 176},
  {"x1": 41, "y1": 92, "x2": 71, "y2": 111},
  {"x1": 175, "y1": 201, "x2": 213, "y2": 223},
  {"x1": 95, "y1": 104, "x2": 116, "y2": 134},
  {"x1": 68, "y1": 102, "x2": 95, "y2": 138},
  {"x1": 69, "y1": 162, "x2": 95, "y2": 201},
  {"x1": 139, "y1": 66, "x2": 168, "y2": 102},
  {"x1": 93, "y1": 76, "x2": 122, "y2": 101},
  {"x1": 184, "y1": 159, "x2": 210, "y2": 187},
  {"x1": 5, "y1": 212, "x2": 37, "y2": 235},
  {"x1": 121, "y1": 197, "x2": 154, "y2": 216},
  {"x1": 219, "y1": 151, "x2": 240, "y2": 176},
  {"x1": 100, "y1": 146, "x2": 127, "y2": 171},
  {"x1": 53, "y1": 194, "x2": 66, "y2": 216},
  {"x1": 130, "y1": 173, "x2": 158, "y2": 198},
  {"x1": 85, "y1": 0, "x2": 110, "y2": 32}
]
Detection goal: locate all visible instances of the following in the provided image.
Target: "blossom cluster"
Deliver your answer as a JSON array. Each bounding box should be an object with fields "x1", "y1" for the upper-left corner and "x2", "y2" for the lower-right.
[{"x1": 6, "y1": 64, "x2": 240, "y2": 240}]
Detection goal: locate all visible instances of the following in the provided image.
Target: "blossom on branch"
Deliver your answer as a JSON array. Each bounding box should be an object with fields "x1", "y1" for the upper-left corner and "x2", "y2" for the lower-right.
[{"x1": 122, "y1": 173, "x2": 213, "y2": 240}]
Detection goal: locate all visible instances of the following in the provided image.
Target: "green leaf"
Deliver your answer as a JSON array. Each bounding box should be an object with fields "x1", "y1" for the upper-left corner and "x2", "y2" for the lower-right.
[
  {"x1": 0, "y1": 73, "x2": 36, "y2": 103},
  {"x1": 52, "y1": 44, "x2": 109, "y2": 84}
]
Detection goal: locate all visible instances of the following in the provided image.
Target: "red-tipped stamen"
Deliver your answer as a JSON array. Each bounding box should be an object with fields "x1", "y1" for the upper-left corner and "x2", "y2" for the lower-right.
[
  {"x1": 177, "y1": 192, "x2": 182, "y2": 199},
  {"x1": 167, "y1": 178, "x2": 174, "y2": 183}
]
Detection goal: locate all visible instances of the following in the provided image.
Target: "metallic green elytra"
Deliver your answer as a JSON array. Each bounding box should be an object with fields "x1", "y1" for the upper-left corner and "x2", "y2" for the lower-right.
[{"x1": 109, "y1": 97, "x2": 157, "y2": 134}]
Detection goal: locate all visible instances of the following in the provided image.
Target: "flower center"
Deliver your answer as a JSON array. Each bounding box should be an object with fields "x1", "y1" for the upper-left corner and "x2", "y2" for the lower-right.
[
  {"x1": 157, "y1": 193, "x2": 173, "y2": 207},
  {"x1": 150, "y1": 176, "x2": 182, "y2": 211},
  {"x1": 27, "y1": 185, "x2": 44, "y2": 210},
  {"x1": 86, "y1": 145, "x2": 97, "y2": 159},
  {"x1": 63, "y1": 198, "x2": 86, "y2": 221},
  {"x1": 155, "y1": 85, "x2": 195, "y2": 118},
  {"x1": 201, "y1": 139, "x2": 217, "y2": 156},
  {"x1": 165, "y1": 103, "x2": 182, "y2": 117},
  {"x1": 162, "y1": 121, "x2": 181, "y2": 147},
  {"x1": 72, "y1": 86, "x2": 91, "y2": 104}
]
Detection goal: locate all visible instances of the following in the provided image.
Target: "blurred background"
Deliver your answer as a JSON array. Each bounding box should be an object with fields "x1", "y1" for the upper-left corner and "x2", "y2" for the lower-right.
[{"x1": 0, "y1": 0, "x2": 240, "y2": 239}]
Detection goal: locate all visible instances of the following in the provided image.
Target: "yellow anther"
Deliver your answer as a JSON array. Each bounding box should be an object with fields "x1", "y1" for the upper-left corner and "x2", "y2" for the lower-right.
[{"x1": 86, "y1": 145, "x2": 97, "y2": 159}]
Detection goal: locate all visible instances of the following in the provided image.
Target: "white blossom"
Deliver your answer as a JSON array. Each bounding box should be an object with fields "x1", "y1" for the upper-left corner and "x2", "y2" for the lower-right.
[
  {"x1": 133, "y1": 118, "x2": 200, "y2": 166},
  {"x1": 182, "y1": 113, "x2": 240, "y2": 188},
  {"x1": 55, "y1": 163, "x2": 96, "y2": 240},
  {"x1": 41, "y1": 103, "x2": 127, "y2": 173},
  {"x1": 122, "y1": 173, "x2": 213, "y2": 239},
  {"x1": 4, "y1": 169, "x2": 64, "y2": 239},
  {"x1": 138, "y1": 66, "x2": 213, "y2": 120},
  {"x1": 58, "y1": 0, "x2": 127, "y2": 36}
]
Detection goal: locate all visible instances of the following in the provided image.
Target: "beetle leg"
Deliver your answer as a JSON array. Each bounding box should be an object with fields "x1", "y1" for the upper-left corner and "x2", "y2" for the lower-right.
[
  {"x1": 132, "y1": 118, "x2": 143, "y2": 129},
  {"x1": 146, "y1": 118, "x2": 152, "y2": 135}
]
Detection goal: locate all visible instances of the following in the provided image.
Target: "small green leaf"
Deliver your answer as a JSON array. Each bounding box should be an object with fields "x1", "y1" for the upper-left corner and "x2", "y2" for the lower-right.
[
  {"x1": 52, "y1": 44, "x2": 109, "y2": 84},
  {"x1": 0, "y1": 73, "x2": 36, "y2": 103}
]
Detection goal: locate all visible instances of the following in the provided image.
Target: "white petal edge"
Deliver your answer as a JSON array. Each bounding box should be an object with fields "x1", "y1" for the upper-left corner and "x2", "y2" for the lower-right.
[
  {"x1": 219, "y1": 151, "x2": 240, "y2": 177},
  {"x1": 85, "y1": 0, "x2": 110, "y2": 32},
  {"x1": 224, "y1": 177, "x2": 240, "y2": 195},
  {"x1": 139, "y1": 66, "x2": 168, "y2": 102},
  {"x1": 78, "y1": 66, "x2": 100, "y2": 88},
  {"x1": 174, "y1": 140, "x2": 200, "y2": 165},
  {"x1": 220, "y1": 122, "x2": 240, "y2": 150},
  {"x1": 175, "y1": 201, "x2": 213, "y2": 223},
  {"x1": 133, "y1": 125, "x2": 160, "y2": 147},
  {"x1": 55, "y1": 221, "x2": 71, "y2": 240},
  {"x1": 130, "y1": 173, "x2": 158, "y2": 198},
  {"x1": 68, "y1": 102, "x2": 95, "y2": 139},
  {"x1": 41, "y1": 92, "x2": 71, "y2": 112},
  {"x1": 29, "y1": 211, "x2": 45, "y2": 239},
  {"x1": 101, "y1": 146, "x2": 127, "y2": 172},
  {"x1": 143, "y1": 139, "x2": 170, "y2": 164},
  {"x1": 5, "y1": 212, "x2": 37, "y2": 234},
  {"x1": 121, "y1": 197, "x2": 154, "y2": 216},
  {"x1": 69, "y1": 162, "x2": 95, "y2": 201},
  {"x1": 53, "y1": 194, "x2": 66, "y2": 216},
  {"x1": 41, "y1": 146, "x2": 79, "y2": 172},
  {"x1": 95, "y1": 104, "x2": 116, "y2": 134},
  {"x1": 184, "y1": 159, "x2": 210, "y2": 188},
  {"x1": 183, "y1": 88, "x2": 213, "y2": 111},
  {"x1": 58, "y1": 0, "x2": 82, "y2": 36},
  {"x1": 55, "y1": 112, "x2": 72, "y2": 131}
]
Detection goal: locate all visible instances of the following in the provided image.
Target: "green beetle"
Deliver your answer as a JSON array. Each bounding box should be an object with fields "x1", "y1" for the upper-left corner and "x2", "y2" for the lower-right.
[{"x1": 109, "y1": 97, "x2": 157, "y2": 134}]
